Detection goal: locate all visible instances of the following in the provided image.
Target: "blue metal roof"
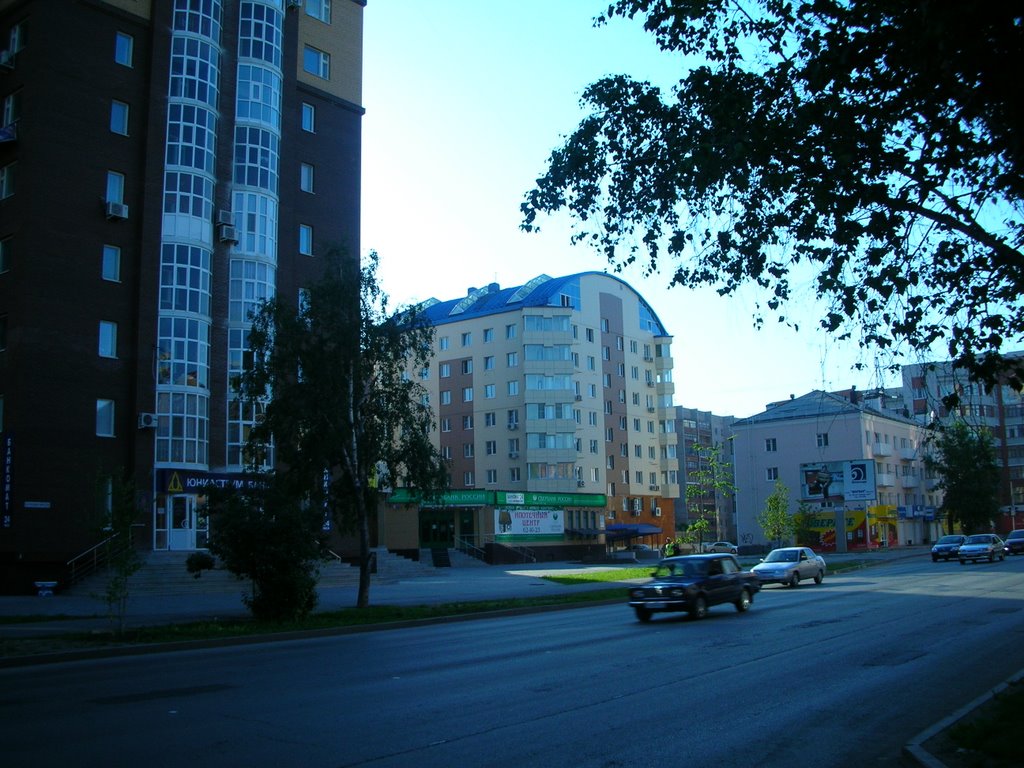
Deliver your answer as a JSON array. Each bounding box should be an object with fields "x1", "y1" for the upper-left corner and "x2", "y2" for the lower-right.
[{"x1": 417, "y1": 271, "x2": 670, "y2": 336}]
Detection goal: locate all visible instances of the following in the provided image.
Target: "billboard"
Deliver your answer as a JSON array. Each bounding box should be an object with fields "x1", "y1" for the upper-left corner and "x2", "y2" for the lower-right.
[
  {"x1": 800, "y1": 460, "x2": 876, "y2": 502},
  {"x1": 494, "y1": 508, "x2": 565, "y2": 537}
]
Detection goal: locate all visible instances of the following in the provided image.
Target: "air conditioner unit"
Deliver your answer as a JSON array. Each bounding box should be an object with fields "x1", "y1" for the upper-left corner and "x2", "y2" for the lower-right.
[
  {"x1": 648, "y1": 484, "x2": 661, "y2": 492},
  {"x1": 217, "y1": 224, "x2": 238, "y2": 243},
  {"x1": 508, "y1": 452, "x2": 519, "y2": 459},
  {"x1": 653, "y1": 507, "x2": 662, "y2": 517},
  {"x1": 574, "y1": 395, "x2": 582, "y2": 401},
  {"x1": 0, "y1": 50, "x2": 13, "y2": 71},
  {"x1": 286, "y1": 0, "x2": 303, "y2": 8},
  {"x1": 507, "y1": 423, "x2": 518, "y2": 430},
  {"x1": 137, "y1": 412, "x2": 158, "y2": 429},
  {"x1": 105, "y1": 201, "x2": 129, "y2": 220},
  {"x1": 577, "y1": 480, "x2": 585, "y2": 488},
  {"x1": 216, "y1": 209, "x2": 234, "y2": 226},
  {"x1": 647, "y1": 406, "x2": 656, "y2": 413}
]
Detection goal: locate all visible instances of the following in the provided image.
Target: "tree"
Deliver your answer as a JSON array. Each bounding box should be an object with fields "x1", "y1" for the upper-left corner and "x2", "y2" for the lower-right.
[
  {"x1": 522, "y1": 1, "x2": 1024, "y2": 391},
  {"x1": 92, "y1": 473, "x2": 142, "y2": 637},
  {"x1": 238, "y1": 250, "x2": 448, "y2": 608},
  {"x1": 757, "y1": 480, "x2": 793, "y2": 547},
  {"x1": 926, "y1": 421, "x2": 1000, "y2": 534},
  {"x1": 206, "y1": 482, "x2": 326, "y2": 621},
  {"x1": 684, "y1": 442, "x2": 735, "y2": 547}
]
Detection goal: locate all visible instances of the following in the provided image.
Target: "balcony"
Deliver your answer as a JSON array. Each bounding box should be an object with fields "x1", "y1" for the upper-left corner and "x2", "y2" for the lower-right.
[
  {"x1": 899, "y1": 447, "x2": 917, "y2": 461},
  {"x1": 900, "y1": 476, "x2": 920, "y2": 489},
  {"x1": 876, "y1": 473, "x2": 896, "y2": 487},
  {"x1": 872, "y1": 442, "x2": 892, "y2": 457}
]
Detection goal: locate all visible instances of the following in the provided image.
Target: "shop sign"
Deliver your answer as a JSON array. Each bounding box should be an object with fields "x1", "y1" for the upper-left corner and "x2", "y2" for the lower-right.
[
  {"x1": 495, "y1": 507, "x2": 565, "y2": 536},
  {"x1": 800, "y1": 460, "x2": 877, "y2": 502}
]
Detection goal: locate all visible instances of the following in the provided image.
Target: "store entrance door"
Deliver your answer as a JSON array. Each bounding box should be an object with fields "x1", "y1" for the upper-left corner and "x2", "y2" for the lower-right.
[
  {"x1": 419, "y1": 508, "x2": 455, "y2": 548},
  {"x1": 168, "y1": 495, "x2": 196, "y2": 550}
]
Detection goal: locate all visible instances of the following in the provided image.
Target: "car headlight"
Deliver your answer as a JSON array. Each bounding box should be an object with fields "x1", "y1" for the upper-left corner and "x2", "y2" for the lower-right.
[
  {"x1": 630, "y1": 589, "x2": 645, "y2": 599},
  {"x1": 669, "y1": 588, "x2": 685, "y2": 597}
]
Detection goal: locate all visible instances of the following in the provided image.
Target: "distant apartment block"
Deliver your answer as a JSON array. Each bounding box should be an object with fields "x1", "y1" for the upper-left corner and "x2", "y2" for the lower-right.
[{"x1": 672, "y1": 406, "x2": 736, "y2": 543}]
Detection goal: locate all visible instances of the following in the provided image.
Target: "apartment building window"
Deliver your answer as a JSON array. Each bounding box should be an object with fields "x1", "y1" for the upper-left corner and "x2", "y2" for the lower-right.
[
  {"x1": 486, "y1": 469, "x2": 498, "y2": 484},
  {"x1": 483, "y1": 355, "x2": 495, "y2": 370},
  {"x1": 462, "y1": 387, "x2": 473, "y2": 402},
  {"x1": 463, "y1": 415, "x2": 474, "y2": 429},
  {"x1": 507, "y1": 410, "x2": 519, "y2": 428},
  {"x1": 110, "y1": 100, "x2": 129, "y2": 135},
  {"x1": 505, "y1": 323, "x2": 517, "y2": 339},
  {"x1": 483, "y1": 328, "x2": 493, "y2": 342},
  {"x1": 96, "y1": 399, "x2": 115, "y2": 437},
  {"x1": 299, "y1": 224, "x2": 313, "y2": 255},
  {"x1": 441, "y1": 446, "x2": 451, "y2": 460},
  {"x1": 765, "y1": 437, "x2": 777, "y2": 452},
  {"x1": 105, "y1": 171, "x2": 125, "y2": 204},
  {"x1": 600, "y1": 318, "x2": 609, "y2": 332},
  {"x1": 114, "y1": 31, "x2": 134, "y2": 67},
  {"x1": 463, "y1": 443, "x2": 474, "y2": 458},
  {"x1": 507, "y1": 351, "x2": 518, "y2": 367},
  {"x1": 438, "y1": 362, "x2": 450, "y2": 377},
  {"x1": 461, "y1": 359, "x2": 473, "y2": 374},
  {"x1": 98, "y1": 321, "x2": 118, "y2": 358},
  {"x1": 440, "y1": 417, "x2": 451, "y2": 432},
  {"x1": 507, "y1": 380, "x2": 519, "y2": 396},
  {"x1": 463, "y1": 471, "x2": 474, "y2": 487},
  {"x1": 439, "y1": 336, "x2": 449, "y2": 351},
  {"x1": 1, "y1": 162, "x2": 16, "y2": 199},
  {"x1": 303, "y1": 45, "x2": 330, "y2": 79},
  {"x1": 0, "y1": 236, "x2": 10, "y2": 273},
  {"x1": 440, "y1": 390, "x2": 451, "y2": 405},
  {"x1": 306, "y1": 0, "x2": 331, "y2": 23},
  {"x1": 484, "y1": 384, "x2": 495, "y2": 399},
  {"x1": 2, "y1": 89, "x2": 21, "y2": 128},
  {"x1": 485, "y1": 440, "x2": 497, "y2": 455},
  {"x1": 300, "y1": 163, "x2": 314, "y2": 193},
  {"x1": 509, "y1": 467, "x2": 521, "y2": 482},
  {"x1": 301, "y1": 102, "x2": 315, "y2": 132},
  {"x1": 461, "y1": 332, "x2": 472, "y2": 347},
  {"x1": 766, "y1": 467, "x2": 779, "y2": 481},
  {"x1": 817, "y1": 432, "x2": 829, "y2": 448},
  {"x1": 485, "y1": 411, "x2": 496, "y2": 427}
]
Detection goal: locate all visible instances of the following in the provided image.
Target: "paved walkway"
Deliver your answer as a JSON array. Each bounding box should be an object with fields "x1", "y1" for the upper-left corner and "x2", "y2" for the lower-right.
[{"x1": 0, "y1": 546, "x2": 927, "y2": 638}]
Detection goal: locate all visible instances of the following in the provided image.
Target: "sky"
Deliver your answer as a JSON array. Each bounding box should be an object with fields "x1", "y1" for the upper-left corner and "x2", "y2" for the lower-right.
[{"x1": 359, "y1": 0, "x2": 902, "y2": 419}]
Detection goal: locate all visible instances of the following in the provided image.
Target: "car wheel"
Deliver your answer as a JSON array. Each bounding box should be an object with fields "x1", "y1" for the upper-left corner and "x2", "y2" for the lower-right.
[
  {"x1": 931, "y1": 555, "x2": 938, "y2": 562},
  {"x1": 989, "y1": 553, "x2": 995, "y2": 562},
  {"x1": 788, "y1": 571, "x2": 800, "y2": 588},
  {"x1": 634, "y1": 607, "x2": 652, "y2": 623},
  {"x1": 689, "y1": 595, "x2": 708, "y2": 620},
  {"x1": 814, "y1": 570, "x2": 824, "y2": 584},
  {"x1": 959, "y1": 559, "x2": 966, "y2": 565},
  {"x1": 735, "y1": 588, "x2": 751, "y2": 612}
]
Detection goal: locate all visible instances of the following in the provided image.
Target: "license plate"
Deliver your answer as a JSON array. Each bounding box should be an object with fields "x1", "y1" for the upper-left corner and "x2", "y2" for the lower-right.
[{"x1": 646, "y1": 601, "x2": 667, "y2": 609}]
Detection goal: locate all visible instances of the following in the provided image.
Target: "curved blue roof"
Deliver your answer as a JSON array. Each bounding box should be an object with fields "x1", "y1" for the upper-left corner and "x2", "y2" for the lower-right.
[{"x1": 418, "y1": 271, "x2": 670, "y2": 336}]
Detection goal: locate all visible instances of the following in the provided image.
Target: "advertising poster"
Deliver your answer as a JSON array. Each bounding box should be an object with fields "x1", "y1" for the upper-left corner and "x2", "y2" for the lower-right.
[
  {"x1": 800, "y1": 460, "x2": 876, "y2": 502},
  {"x1": 494, "y1": 507, "x2": 564, "y2": 538}
]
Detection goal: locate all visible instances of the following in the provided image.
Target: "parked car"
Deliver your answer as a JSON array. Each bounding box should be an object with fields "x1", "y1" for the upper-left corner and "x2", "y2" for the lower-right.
[
  {"x1": 931, "y1": 534, "x2": 967, "y2": 562},
  {"x1": 958, "y1": 534, "x2": 1005, "y2": 564},
  {"x1": 751, "y1": 547, "x2": 826, "y2": 587},
  {"x1": 704, "y1": 541, "x2": 739, "y2": 554},
  {"x1": 1003, "y1": 530, "x2": 1024, "y2": 556},
  {"x1": 627, "y1": 554, "x2": 761, "y2": 622}
]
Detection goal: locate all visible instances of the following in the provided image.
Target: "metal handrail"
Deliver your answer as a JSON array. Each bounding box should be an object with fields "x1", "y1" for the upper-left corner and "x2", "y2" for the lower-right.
[{"x1": 66, "y1": 532, "x2": 127, "y2": 586}]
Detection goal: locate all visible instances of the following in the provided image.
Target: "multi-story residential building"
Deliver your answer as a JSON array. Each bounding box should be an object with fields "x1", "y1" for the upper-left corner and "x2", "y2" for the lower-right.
[
  {"x1": 900, "y1": 351, "x2": 1024, "y2": 529},
  {"x1": 0, "y1": 0, "x2": 363, "y2": 591},
  {"x1": 672, "y1": 406, "x2": 736, "y2": 543},
  {"x1": 385, "y1": 273, "x2": 679, "y2": 562},
  {"x1": 732, "y1": 391, "x2": 941, "y2": 551}
]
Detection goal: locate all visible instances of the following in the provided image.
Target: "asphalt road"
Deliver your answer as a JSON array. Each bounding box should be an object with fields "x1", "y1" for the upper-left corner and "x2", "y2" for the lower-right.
[{"x1": 3, "y1": 555, "x2": 1023, "y2": 768}]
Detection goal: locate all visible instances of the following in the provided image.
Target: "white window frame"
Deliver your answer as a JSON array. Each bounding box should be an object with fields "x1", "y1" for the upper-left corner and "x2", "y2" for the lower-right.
[
  {"x1": 98, "y1": 321, "x2": 118, "y2": 358},
  {"x1": 299, "y1": 224, "x2": 313, "y2": 256},
  {"x1": 301, "y1": 102, "x2": 316, "y2": 132},
  {"x1": 300, "y1": 162, "x2": 314, "y2": 193},
  {"x1": 110, "y1": 100, "x2": 129, "y2": 135},
  {"x1": 96, "y1": 399, "x2": 116, "y2": 437},
  {"x1": 303, "y1": 45, "x2": 330, "y2": 79},
  {"x1": 114, "y1": 31, "x2": 134, "y2": 67}
]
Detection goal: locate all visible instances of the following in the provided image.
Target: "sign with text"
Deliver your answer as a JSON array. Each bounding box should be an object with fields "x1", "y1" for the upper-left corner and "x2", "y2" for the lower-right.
[
  {"x1": 494, "y1": 508, "x2": 564, "y2": 536},
  {"x1": 800, "y1": 460, "x2": 876, "y2": 502}
]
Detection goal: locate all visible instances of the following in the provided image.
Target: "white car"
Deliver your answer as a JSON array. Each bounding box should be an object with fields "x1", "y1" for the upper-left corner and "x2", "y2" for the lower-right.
[
  {"x1": 752, "y1": 547, "x2": 826, "y2": 587},
  {"x1": 958, "y1": 534, "x2": 1005, "y2": 564},
  {"x1": 704, "y1": 541, "x2": 738, "y2": 554}
]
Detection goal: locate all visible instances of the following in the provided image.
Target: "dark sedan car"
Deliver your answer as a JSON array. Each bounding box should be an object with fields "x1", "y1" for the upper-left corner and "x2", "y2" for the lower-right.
[
  {"x1": 931, "y1": 534, "x2": 967, "y2": 562},
  {"x1": 1004, "y1": 530, "x2": 1024, "y2": 555},
  {"x1": 628, "y1": 554, "x2": 761, "y2": 622}
]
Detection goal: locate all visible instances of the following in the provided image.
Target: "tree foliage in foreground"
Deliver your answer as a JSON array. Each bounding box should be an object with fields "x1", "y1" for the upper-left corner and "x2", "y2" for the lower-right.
[
  {"x1": 237, "y1": 250, "x2": 448, "y2": 608},
  {"x1": 926, "y1": 420, "x2": 1000, "y2": 534},
  {"x1": 522, "y1": 0, "x2": 1024, "y2": 390}
]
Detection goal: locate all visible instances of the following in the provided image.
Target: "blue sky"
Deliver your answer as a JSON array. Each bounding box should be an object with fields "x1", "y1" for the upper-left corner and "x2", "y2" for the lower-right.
[{"x1": 359, "y1": 1, "x2": 900, "y2": 418}]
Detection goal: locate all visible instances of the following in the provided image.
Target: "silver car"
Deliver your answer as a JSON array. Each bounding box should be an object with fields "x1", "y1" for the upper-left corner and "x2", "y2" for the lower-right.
[
  {"x1": 752, "y1": 546, "x2": 826, "y2": 587},
  {"x1": 958, "y1": 534, "x2": 1005, "y2": 564}
]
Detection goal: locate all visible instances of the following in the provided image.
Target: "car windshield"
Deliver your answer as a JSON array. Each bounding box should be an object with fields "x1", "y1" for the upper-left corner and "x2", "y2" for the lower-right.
[
  {"x1": 936, "y1": 535, "x2": 963, "y2": 544},
  {"x1": 964, "y1": 535, "x2": 991, "y2": 544},
  {"x1": 764, "y1": 549, "x2": 799, "y2": 563},
  {"x1": 655, "y1": 560, "x2": 708, "y2": 578},
  {"x1": 1008, "y1": 531, "x2": 1024, "y2": 540}
]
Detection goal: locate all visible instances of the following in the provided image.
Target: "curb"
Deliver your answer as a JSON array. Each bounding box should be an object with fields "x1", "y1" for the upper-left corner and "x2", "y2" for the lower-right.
[{"x1": 903, "y1": 669, "x2": 1024, "y2": 767}]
